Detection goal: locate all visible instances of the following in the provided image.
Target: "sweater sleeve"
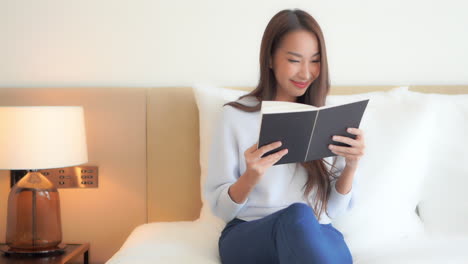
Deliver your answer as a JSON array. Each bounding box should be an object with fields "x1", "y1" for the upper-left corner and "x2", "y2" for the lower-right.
[
  {"x1": 326, "y1": 156, "x2": 356, "y2": 219},
  {"x1": 203, "y1": 106, "x2": 248, "y2": 222}
]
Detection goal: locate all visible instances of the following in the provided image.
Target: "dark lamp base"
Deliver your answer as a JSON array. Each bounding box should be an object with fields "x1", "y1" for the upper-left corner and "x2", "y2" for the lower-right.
[{"x1": 0, "y1": 243, "x2": 66, "y2": 257}]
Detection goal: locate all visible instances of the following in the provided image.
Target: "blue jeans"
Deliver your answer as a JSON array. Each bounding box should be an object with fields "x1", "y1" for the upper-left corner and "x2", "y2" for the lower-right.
[{"x1": 219, "y1": 203, "x2": 353, "y2": 264}]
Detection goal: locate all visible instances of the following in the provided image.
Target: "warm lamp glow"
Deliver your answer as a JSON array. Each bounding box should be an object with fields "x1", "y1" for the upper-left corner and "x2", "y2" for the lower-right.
[
  {"x1": 0, "y1": 106, "x2": 88, "y2": 170},
  {"x1": 0, "y1": 106, "x2": 88, "y2": 254}
]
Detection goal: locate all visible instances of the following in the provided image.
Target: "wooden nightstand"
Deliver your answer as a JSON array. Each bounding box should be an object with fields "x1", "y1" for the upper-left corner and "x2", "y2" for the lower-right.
[{"x1": 0, "y1": 243, "x2": 89, "y2": 264}]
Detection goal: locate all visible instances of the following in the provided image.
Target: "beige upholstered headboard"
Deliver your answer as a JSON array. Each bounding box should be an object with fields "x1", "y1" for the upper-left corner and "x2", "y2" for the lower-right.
[{"x1": 147, "y1": 85, "x2": 468, "y2": 222}]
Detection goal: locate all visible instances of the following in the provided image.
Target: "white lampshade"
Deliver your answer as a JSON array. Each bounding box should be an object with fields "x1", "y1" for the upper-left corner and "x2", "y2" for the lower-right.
[{"x1": 0, "y1": 106, "x2": 88, "y2": 170}]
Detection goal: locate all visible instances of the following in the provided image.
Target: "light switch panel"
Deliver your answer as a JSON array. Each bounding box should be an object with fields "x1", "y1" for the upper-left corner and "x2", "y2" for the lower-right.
[{"x1": 39, "y1": 166, "x2": 99, "y2": 188}]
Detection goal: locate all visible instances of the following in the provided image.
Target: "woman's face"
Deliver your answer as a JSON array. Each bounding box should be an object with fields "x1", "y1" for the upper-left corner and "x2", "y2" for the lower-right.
[{"x1": 271, "y1": 30, "x2": 321, "y2": 102}]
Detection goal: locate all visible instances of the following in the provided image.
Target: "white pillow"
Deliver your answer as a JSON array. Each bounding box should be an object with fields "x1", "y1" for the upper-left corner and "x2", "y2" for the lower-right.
[
  {"x1": 327, "y1": 87, "x2": 436, "y2": 249},
  {"x1": 193, "y1": 84, "x2": 249, "y2": 224},
  {"x1": 193, "y1": 84, "x2": 436, "y2": 248},
  {"x1": 409, "y1": 91, "x2": 468, "y2": 237}
]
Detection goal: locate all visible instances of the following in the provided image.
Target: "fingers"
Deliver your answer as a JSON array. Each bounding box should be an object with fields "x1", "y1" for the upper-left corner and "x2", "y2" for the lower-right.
[
  {"x1": 261, "y1": 148, "x2": 288, "y2": 166},
  {"x1": 333, "y1": 127, "x2": 365, "y2": 145},
  {"x1": 332, "y1": 135, "x2": 364, "y2": 148},
  {"x1": 244, "y1": 141, "x2": 288, "y2": 178},
  {"x1": 244, "y1": 142, "x2": 258, "y2": 155},
  {"x1": 254, "y1": 141, "x2": 283, "y2": 159},
  {"x1": 329, "y1": 145, "x2": 364, "y2": 156},
  {"x1": 347, "y1": 127, "x2": 364, "y2": 139},
  {"x1": 330, "y1": 127, "x2": 365, "y2": 157}
]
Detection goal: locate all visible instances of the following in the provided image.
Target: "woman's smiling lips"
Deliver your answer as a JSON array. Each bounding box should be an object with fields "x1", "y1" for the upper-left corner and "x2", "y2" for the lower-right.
[{"x1": 290, "y1": 80, "x2": 309, "y2": 89}]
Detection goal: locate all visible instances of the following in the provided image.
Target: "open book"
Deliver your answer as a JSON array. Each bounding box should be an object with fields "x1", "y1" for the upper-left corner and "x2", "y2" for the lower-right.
[{"x1": 258, "y1": 99, "x2": 369, "y2": 165}]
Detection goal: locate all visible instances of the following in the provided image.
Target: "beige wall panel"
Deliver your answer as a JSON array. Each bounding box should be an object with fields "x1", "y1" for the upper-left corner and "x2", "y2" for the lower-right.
[{"x1": 147, "y1": 87, "x2": 202, "y2": 222}]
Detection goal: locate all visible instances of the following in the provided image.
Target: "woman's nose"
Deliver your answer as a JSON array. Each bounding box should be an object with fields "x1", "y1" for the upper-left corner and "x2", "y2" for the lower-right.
[{"x1": 298, "y1": 63, "x2": 311, "y2": 80}]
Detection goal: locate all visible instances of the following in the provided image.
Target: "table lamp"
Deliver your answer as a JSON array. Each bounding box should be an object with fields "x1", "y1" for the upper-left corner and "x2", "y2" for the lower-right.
[{"x1": 0, "y1": 106, "x2": 87, "y2": 254}]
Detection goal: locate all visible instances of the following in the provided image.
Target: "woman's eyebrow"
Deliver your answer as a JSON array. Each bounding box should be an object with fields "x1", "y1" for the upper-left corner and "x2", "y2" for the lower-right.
[{"x1": 287, "y1": 51, "x2": 321, "y2": 58}]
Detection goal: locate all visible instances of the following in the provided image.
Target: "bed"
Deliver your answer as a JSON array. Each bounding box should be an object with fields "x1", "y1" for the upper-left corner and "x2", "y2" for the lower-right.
[{"x1": 107, "y1": 84, "x2": 468, "y2": 264}]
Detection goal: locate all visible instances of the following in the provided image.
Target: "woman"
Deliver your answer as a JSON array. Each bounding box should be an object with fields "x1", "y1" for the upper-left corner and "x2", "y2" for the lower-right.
[{"x1": 204, "y1": 8, "x2": 365, "y2": 264}]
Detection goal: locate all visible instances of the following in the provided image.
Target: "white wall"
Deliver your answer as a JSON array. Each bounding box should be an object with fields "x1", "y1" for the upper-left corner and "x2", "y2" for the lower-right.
[{"x1": 1, "y1": 0, "x2": 467, "y2": 88}]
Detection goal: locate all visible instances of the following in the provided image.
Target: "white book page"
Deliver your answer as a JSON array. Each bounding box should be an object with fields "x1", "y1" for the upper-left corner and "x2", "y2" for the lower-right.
[
  {"x1": 261, "y1": 99, "x2": 369, "y2": 114},
  {"x1": 261, "y1": 100, "x2": 317, "y2": 114}
]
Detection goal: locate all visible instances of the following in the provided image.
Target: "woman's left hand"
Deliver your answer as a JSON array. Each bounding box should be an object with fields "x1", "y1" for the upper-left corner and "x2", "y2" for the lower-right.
[{"x1": 328, "y1": 127, "x2": 365, "y2": 169}]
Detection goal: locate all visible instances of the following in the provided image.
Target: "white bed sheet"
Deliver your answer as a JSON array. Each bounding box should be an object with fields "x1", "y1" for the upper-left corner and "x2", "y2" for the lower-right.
[
  {"x1": 351, "y1": 235, "x2": 468, "y2": 264},
  {"x1": 106, "y1": 219, "x2": 223, "y2": 264},
  {"x1": 106, "y1": 219, "x2": 468, "y2": 264}
]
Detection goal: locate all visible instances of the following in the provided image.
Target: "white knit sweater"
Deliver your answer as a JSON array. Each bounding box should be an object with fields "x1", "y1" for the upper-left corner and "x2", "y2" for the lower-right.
[{"x1": 203, "y1": 96, "x2": 356, "y2": 224}]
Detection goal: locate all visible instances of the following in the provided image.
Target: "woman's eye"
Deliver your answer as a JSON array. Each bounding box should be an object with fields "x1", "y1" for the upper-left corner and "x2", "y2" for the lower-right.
[
  {"x1": 311, "y1": 60, "x2": 320, "y2": 63},
  {"x1": 288, "y1": 59, "x2": 300, "y2": 63}
]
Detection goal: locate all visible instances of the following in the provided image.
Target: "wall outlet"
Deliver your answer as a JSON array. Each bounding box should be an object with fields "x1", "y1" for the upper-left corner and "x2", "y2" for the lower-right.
[
  {"x1": 10, "y1": 166, "x2": 99, "y2": 188},
  {"x1": 41, "y1": 166, "x2": 99, "y2": 188}
]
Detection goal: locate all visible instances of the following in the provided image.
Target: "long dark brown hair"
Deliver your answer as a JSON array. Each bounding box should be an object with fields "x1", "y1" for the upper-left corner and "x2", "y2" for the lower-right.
[{"x1": 224, "y1": 9, "x2": 339, "y2": 220}]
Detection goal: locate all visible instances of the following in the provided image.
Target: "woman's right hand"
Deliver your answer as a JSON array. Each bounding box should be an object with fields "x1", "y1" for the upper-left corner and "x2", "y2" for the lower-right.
[
  {"x1": 244, "y1": 141, "x2": 288, "y2": 183},
  {"x1": 227, "y1": 141, "x2": 289, "y2": 204}
]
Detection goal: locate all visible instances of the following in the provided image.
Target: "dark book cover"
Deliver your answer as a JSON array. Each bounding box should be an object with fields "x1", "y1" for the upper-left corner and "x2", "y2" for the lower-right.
[
  {"x1": 258, "y1": 111, "x2": 317, "y2": 165},
  {"x1": 305, "y1": 100, "x2": 369, "y2": 161},
  {"x1": 258, "y1": 99, "x2": 369, "y2": 165}
]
